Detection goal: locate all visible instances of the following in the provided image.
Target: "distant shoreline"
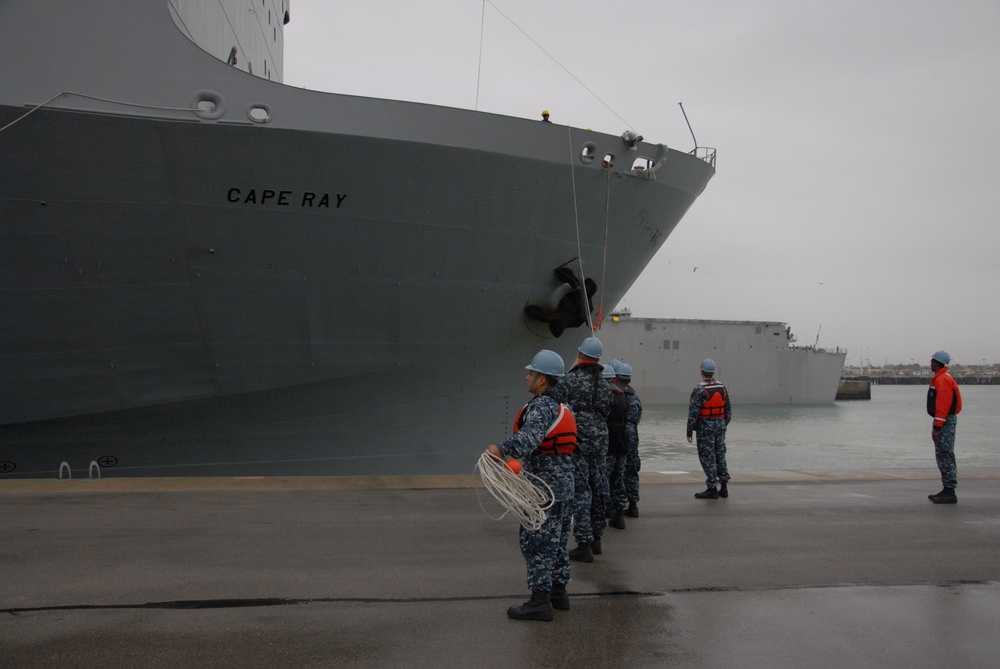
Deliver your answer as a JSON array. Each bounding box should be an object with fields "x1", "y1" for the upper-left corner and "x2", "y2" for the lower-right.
[{"x1": 841, "y1": 375, "x2": 998, "y2": 386}]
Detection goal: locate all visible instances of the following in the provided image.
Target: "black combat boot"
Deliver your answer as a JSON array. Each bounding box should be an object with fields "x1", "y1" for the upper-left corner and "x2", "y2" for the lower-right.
[
  {"x1": 929, "y1": 487, "x2": 957, "y2": 504},
  {"x1": 694, "y1": 487, "x2": 719, "y2": 499},
  {"x1": 507, "y1": 590, "x2": 553, "y2": 621},
  {"x1": 591, "y1": 537, "x2": 602, "y2": 555},
  {"x1": 569, "y1": 542, "x2": 594, "y2": 562},
  {"x1": 550, "y1": 583, "x2": 570, "y2": 611},
  {"x1": 719, "y1": 482, "x2": 729, "y2": 498},
  {"x1": 609, "y1": 508, "x2": 626, "y2": 530},
  {"x1": 625, "y1": 501, "x2": 639, "y2": 517}
]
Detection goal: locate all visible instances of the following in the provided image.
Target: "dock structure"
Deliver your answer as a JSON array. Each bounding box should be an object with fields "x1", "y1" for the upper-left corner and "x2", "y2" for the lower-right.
[
  {"x1": 3, "y1": 470, "x2": 999, "y2": 667},
  {"x1": 836, "y1": 378, "x2": 872, "y2": 400}
]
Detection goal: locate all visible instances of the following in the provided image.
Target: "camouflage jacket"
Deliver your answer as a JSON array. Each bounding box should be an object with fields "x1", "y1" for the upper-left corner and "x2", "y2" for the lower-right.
[
  {"x1": 497, "y1": 389, "x2": 575, "y2": 501},
  {"x1": 556, "y1": 361, "x2": 611, "y2": 455}
]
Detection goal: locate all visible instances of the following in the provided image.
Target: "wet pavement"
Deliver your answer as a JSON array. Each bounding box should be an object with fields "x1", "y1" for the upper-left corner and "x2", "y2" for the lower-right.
[{"x1": 2, "y1": 469, "x2": 999, "y2": 668}]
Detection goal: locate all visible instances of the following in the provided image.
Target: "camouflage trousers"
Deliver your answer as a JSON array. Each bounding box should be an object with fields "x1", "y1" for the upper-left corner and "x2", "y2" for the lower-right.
[
  {"x1": 606, "y1": 452, "x2": 628, "y2": 511},
  {"x1": 625, "y1": 440, "x2": 641, "y2": 504},
  {"x1": 520, "y1": 499, "x2": 572, "y2": 592},
  {"x1": 696, "y1": 420, "x2": 730, "y2": 488},
  {"x1": 572, "y1": 450, "x2": 609, "y2": 543},
  {"x1": 933, "y1": 415, "x2": 958, "y2": 489}
]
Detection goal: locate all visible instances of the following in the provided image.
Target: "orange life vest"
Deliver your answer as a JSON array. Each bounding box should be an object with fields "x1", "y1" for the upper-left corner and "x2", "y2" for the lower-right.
[
  {"x1": 514, "y1": 402, "x2": 577, "y2": 455},
  {"x1": 927, "y1": 367, "x2": 962, "y2": 424},
  {"x1": 699, "y1": 382, "x2": 728, "y2": 419}
]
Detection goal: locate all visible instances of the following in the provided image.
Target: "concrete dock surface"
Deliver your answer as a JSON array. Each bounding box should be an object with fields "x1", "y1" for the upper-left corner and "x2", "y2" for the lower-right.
[{"x1": 2, "y1": 468, "x2": 999, "y2": 668}]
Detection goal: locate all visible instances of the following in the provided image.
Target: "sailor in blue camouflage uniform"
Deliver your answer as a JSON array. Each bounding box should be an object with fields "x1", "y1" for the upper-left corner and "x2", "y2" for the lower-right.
[
  {"x1": 557, "y1": 336, "x2": 612, "y2": 562},
  {"x1": 686, "y1": 358, "x2": 732, "y2": 500},
  {"x1": 615, "y1": 362, "x2": 643, "y2": 517},
  {"x1": 487, "y1": 349, "x2": 576, "y2": 621},
  {"x1": 605, "y1": 364, "x2": 629, "y2": 530}
]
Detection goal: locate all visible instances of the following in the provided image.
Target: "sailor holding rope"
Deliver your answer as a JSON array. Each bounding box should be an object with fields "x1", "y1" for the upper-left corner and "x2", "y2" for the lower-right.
[{"x1": 485, "y1": 349, "x2": 577, "y2": 621}]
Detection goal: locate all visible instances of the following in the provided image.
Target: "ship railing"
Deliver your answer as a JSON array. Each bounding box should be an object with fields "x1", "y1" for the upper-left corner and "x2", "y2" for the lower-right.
[{"x1": 690, "y1": 146, "x2": 717, "y2": 169}]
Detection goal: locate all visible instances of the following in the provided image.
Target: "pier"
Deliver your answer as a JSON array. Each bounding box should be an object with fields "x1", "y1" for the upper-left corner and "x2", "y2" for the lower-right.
[
  {"x1": 837, "y1": 374, "x2": 998, "y2": 399},
  {"x1": 867, "y1": 375, "x2": 999, "y2": 385},
  {"x1": 3, "y1": 471, "x2": 999, "y2": 667},
  {"x1": 841, "y1": 374, "x2": 998, "y2": 386}
]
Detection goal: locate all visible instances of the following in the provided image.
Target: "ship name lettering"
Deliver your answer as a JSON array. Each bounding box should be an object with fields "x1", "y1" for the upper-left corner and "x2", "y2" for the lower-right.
[{"x1": 227, "y1": 188, "x2": 347, "y2": 209}]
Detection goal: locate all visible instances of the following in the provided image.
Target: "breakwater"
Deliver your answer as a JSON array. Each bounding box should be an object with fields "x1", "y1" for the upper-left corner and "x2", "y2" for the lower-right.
[
  {"x1": 836, "y1": 375, "x2": 998, "y2": 400},
  {"x1": 836, "y1": 379, "x2": 871, "y2": 400}
]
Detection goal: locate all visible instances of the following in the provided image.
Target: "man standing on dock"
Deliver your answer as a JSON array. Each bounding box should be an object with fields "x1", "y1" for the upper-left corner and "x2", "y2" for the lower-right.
[
  {"x1": 687, "y1": 359, "x2": 732, "y2": 500},
  {"x1": 612, "y1": 361, "x2": 643, "y2": 517},
  {"x1": 604, "y1": 364, "x2": 629, "y2": 530},
  {"x1": 486, "y1": 349, "x2": 576, "y2": 621},
  {"x1": 558, "y1": 337, "x2": 612, "y2": 562},
  {"x1": 927, "y1": 350, "x2": 963, "y2": 504}
]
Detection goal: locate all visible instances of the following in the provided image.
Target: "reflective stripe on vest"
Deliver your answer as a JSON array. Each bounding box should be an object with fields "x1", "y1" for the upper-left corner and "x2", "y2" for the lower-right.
[
  {"x1": 699, "y1": 383, "x2": 727, "y2": 419},
  {"x1": 514, "y1": 403, "x2": 577, "y2": 455}
]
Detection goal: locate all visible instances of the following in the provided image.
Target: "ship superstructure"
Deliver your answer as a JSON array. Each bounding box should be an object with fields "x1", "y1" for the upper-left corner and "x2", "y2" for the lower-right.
[
  {"x1": 171, "y1": 0, "x2": 288, "y2": 82},
  {"x1": 598, "y1": 312, "x2": 846, "y2": 404}
]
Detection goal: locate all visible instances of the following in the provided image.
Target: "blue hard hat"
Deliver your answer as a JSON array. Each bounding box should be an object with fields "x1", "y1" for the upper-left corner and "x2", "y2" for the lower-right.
[
  {"x1": 610, "y1": 358, "x2": 624, "y2": 373},
  {"x1": 700, "y1": 358, "x2": 717, "y2": 373},
  {"x1": 931, "y1": 350, "x2": 951, "y2": 366},
  {"x1": 526, "y1": 349, "x2": 566, "y2": 377},
  {"x1": 602, "y1": 364, "x2": 616, "y2": 379},
  {"x1": 579, "y1": 336, "x2": 603, "y2": 359},
  {"x1": 618, "y1": 363, "x2": 634, "y2": 378}
]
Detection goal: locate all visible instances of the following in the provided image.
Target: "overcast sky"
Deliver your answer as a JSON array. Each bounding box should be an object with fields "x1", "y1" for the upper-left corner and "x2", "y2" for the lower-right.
[{"x1": 283, "y1": 0, "x2": 1000, "y2": 367}]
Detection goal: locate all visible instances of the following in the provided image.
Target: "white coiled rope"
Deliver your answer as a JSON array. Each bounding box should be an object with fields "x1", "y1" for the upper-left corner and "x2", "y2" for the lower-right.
[{"x1": 474, "y1": 452, "x2": 554, "y2": 531}]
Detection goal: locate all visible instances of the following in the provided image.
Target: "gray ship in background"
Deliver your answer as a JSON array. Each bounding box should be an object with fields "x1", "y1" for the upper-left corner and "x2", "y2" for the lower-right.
[
  {"x1": 0, "y1": 1, "x2": 715, "y2": 478},
  {"x1": 598, "y1": 311, "x2": 847, "y2": 405}
]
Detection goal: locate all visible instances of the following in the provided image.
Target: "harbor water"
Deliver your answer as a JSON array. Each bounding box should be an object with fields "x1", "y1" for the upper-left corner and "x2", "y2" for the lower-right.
[{"x1": 639, "y1": 385, "x2": 998, "y2": 473}]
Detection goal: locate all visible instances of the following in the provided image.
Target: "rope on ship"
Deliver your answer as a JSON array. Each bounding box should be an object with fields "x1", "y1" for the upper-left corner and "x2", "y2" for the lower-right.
[
  {"x1": 566, "y1": 126, "x2": 591, "y2": 331},
  {"x1": 475, "y1": 1, "x2": 652, "y2": 336},
  {"x1": 599, "y1": 168, "x2": 611, "y2": 326},
  {"x1": 0, "y1": 91, "x2": 200, "y2": 135},
  {"x1": 480, "y1": 0, "x2": 636, "y2": 130},
  {"x1": 566, "y1": 126, "x2": 612, "y2": 333}
]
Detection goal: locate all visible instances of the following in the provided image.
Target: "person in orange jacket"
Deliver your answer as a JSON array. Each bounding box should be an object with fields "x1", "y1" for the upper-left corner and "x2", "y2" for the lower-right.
[{"x1": 927, "y1": 350, "x2": 963, "y2": 504}]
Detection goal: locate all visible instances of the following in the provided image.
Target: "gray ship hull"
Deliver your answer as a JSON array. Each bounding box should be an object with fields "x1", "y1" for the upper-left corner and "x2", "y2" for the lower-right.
[
  {"x1": 0, "y1": 1, "x2": 713, "y2": 478},
  {"x1": 598, "y1": 315, "x2": 846, "y2": 404}
]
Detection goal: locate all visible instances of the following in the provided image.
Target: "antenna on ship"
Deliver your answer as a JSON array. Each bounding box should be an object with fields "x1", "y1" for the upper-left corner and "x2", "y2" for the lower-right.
[{"x1": 678, "y1": 102, "x2": 698, "y2": 150}]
